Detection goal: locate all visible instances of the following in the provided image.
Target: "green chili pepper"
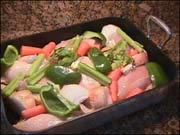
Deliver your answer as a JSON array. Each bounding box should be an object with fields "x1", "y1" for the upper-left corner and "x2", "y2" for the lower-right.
[
  {"x1": 27, "y1": 64, "x2": 50, "y2": 85},
  {"x1": 88, "y1": 48, "x2": 112, "y2": 74},
  {"x1": 27, "y1": 53, "x2": 45, "y2": 76},
  {"x1": 83, "y1": 31, "x2": 106, "y2": 46},
  {"x1": 2, "y1": 73, "x2": 25, "y2": 97},
  {"x1": 40, "y1": 84, "x2": 79, "y2": 117},
  {"x1": 45, "y1": 65, "x2": 82, "y2": 86},
  {"x1": 146, "y1": 62, "x2": 169, "y2": 87},
  {"x1": 78, "y1": 62, "x2": 111, "y2": 86},
  {"x1": 1, "y1": 45, "x2": 19, "y2": 67}
]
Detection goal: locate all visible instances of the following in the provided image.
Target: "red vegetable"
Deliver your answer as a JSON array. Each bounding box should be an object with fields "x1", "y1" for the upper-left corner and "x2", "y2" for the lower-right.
[
  {"x1": 20, "y1": 46, "x2": 43, "y2": 56},
  {"x1": 77, "y1": 40, "x2": 100, "y2": 56},
  {"x1": 21, "y1": 105, "x2": 47, "y2": 119},
  {"x1": 42, "y1": 42, "x2": 56, "y2": 58},
  {"x1": 108, "y1": 68, "x2": 122, "y2": 103},
  {"x1": 108, "y1": 67, "x2": 122, "y2": 81},
  {"x1": 126, "y1": 88, "x2": 144, "y2": 99},
  {"x1": 109, "y1": 81, "x2": 118, "y2": 102}
]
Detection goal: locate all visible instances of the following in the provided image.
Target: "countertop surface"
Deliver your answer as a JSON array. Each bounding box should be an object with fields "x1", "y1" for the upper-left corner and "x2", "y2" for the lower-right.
[{"x1": 1, "y1": 1, "x2": 179, "y2": 134}]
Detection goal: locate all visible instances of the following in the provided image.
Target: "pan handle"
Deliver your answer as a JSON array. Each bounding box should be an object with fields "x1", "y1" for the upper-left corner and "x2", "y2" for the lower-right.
[{"x1": 146, "y1": 15, "x2": 172, "y2": 49}]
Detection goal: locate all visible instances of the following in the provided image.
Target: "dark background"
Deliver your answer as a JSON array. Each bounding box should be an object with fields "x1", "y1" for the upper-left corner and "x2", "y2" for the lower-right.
[{"x1": 1, "y1": 1, "x2": 179, "y2": 134}]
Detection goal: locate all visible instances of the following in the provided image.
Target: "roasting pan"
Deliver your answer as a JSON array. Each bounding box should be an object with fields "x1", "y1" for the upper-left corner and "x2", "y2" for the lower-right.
[{"x1": 0, "y1": 16, "x2": 178, "y2": 134}]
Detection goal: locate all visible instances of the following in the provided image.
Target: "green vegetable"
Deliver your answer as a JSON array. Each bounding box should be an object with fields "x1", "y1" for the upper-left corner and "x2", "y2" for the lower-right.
[
  {"x1": 72, "y1": 35, "x2": 83, "y2": 52},
  {"x1": 1, "y1": 45, "x2": 19, "y2": 67},
  {"x1": 2, "y1": 73, "x2": 25, "y2": 97},
  {"x1": 146, "y1": 62, "x2": 169, "y2": 87},
  {"x1": 46, "y1": 65, "x2": 82, "y2": 86},
  {"x1": 88, "y1": 48, "x2": 112, "y2": 74},
  {"x1": 83, "y1": 31, "x2": 106, "y2": 46},
  {"x1": 106, "y1": 40, "x2": 133, "y2": 70},
  {"x1": 117, "y1": 28, "x2": 144, "y2": 52},
  {"x1": 27, "y1": 64, "x2": 50, "y2": 85},
  {"x1": 50, "y1": 47, "x2": 78, "y2": 67},
  {"x1": 40, "y1": 84, "x2": 79, "y2": 117},
  {"x1": 78, "y1": 62, "x2": 111, "y2": 85},
  {"x1": 27, "y1": 84, "x2": 44, "y2": 93},
  {"x1": 27, "y1": 54, "x2": 45, "y2": 76}
]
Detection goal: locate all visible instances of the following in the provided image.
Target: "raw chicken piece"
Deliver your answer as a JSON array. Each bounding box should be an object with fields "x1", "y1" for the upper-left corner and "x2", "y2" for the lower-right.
[
  {"x1": 17, "y1": 80, "x2": 27, "y2": 91},
  {"x1": 32, "y1": 94, "x2": 42, "y2": 105},
  {"x1": 56, "y1": 40, "x2": 68, "y2": 49},
  {"x1": 101, "y1": 24, "x2": 122, "y2": 46},
  {"x1": 4, "y1": 61, "x2": 31, "y2": 82},
  {"x1": 14, "y1": 114, "x2": 63, "y2": 131},
  {"x1": 80, "y1": 104, "x2": 95, "y2": 114},
  {"x1": 86, "y1": 86, "x2": 112, "y2": 109},
  {"x1": 77, "y1": 56, "x2": 94, "y2": 68},
  {"x1": 38, "y1": 77, "x2": 52, "y2": 85},
  {"x1": 79, "y1": 74, "x2": 101, "y2": 90},
  {"x1": 60, "y1": 84, "x2": 89, "y2": 105},
  {"x1": 132, "y1": 52, "x2": 148, "y2": 66},
  {"x1": 18, "y1": 55, "x2": 37, "y2": 64},
  {"x1": 145, "y1": 83, "x2": 154, "y2": 91},
  {"x1": 117, "y1": 66, "x2": 151, "y2": 101},
  {"x1": 9, "y1": 90, "x2": 36, "y2": 113}
]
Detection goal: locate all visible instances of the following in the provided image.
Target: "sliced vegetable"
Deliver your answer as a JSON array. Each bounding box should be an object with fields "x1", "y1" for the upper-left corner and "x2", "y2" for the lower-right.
[
  {"x1": 88, "y1": 48, "x2": 112, "y2": 74},
  {"x1": 27, "y1": 64, "x2": 50, "y2": 85},
  {"x1": 27, "y1": 54, "x2": 45, "y2": 76},
  {"x1": 72, "y1": 35, "x2": 83, "y2": 52},
  {"x1": 109, "y1": 81, "x2": 118, "y2": 102},
  {"x1": 21, "y1": 105, "x2": 47, "y2": 119},
  {"x1": 126, "y1": 88, "x2": 144, "y2": 99},
  {"x1": 20, "y1": 46, "x2": 43, "y2": 56},
  {"x1": 78, "y1": 62, "x2": 111, "y2": 86},
  {"x1": 83, "y1": 31, "x2": 106, "y2": 45},
  {"x1": 50, "y1": 47, "x2": 77, "y2": 67},
  {"x1": 45, "y1": 65, "x2": 82, "y2": 86},
  {"x1": 2, "y1": 73, "x2": 25, "y2": 97},
  {"x1": 108, "y1": 67, "x2": 122, "y2": 81},
  {"x1": 77, "y1": 41, "x2": 91, "y2": 56},
  {"x1": 40, "y1": 84, "x2": 79, "y2": 117},
  {"x1": 27, "y1": 84, "x2": 44, "y2": 93},
  {"x1": 146, "y1": 62, "x2": 169, "y2": 87},
  {"x1": 1, "y1": 45, "x2": 19, "y2": 67},
  {"x1": 106, "y1": 40, "x2": 133, "y2": 69},
  {"x1": 42, "y1": 42, "x2": 56, "y2": 58},
  {"x1": 77, "y1": 40, "x2": 100, "y2": 56},
  {"x1": 117, "y1": 28, "x2": 144, "y2": 52}
]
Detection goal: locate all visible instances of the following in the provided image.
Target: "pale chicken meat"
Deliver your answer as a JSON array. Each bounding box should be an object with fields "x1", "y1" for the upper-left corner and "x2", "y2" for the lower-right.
[
  {"x1": 9, "y1": 90, "x2": 36, "y2": 113},
  {"x1": 101, "y1": 24, "x2": 122, "y2": 46},
  {"x1": 117, "y1": 66, "x2": 152, "y2": 101},
  {"x1": 18, "y1": 55, "x2": 37, "y2": 64},
  {"x1": 85, "y1": 86, "x2": 112, "y2": 109},
  {"x1": 14, "y1": 114, "x2": 64, "y2": 131},
  {"x1": 4, "y1": 61, "x2": 31, "y2": 82},
  {"x1": 132, "y1": 52, "x2": 148, "y2": 66},
  {"x1": 60, "y1": 84, "x2": 89, "y2": 105}
]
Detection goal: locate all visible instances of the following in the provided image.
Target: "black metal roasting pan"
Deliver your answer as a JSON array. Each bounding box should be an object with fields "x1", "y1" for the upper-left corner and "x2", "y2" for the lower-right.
[{"x1": 0, "y1": 16, "x2": 178, "y2": 134}]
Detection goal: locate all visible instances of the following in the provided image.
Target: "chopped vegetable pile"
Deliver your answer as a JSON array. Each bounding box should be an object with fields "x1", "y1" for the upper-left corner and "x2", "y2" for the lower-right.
[{"x1": 0, "y1": 24, "x2": 169, "y2": 132}]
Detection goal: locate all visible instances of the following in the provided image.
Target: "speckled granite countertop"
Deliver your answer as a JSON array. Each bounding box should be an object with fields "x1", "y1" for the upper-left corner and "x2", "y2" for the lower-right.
[{"x1": 1, "y1": 1, "x2": 179, "y2": 134}]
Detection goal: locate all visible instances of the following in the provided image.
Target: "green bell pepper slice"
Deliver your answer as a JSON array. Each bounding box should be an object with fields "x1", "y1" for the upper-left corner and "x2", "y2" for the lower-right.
[
  {"x1": 40, "y1": 84, "x2": 79, "y2": 117},
  {"x1": 146, "y1": 62, "x2": 169, "y2": 87},
  {"x1": 45, "y1": 65, "x2": 82, "y2": 86},
  {"x1": 1, "y1": 45, "x2": 19, "y2": 67},
  {"x1": 88, "y1": 48, "x2": 112, "y2": 74}
]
